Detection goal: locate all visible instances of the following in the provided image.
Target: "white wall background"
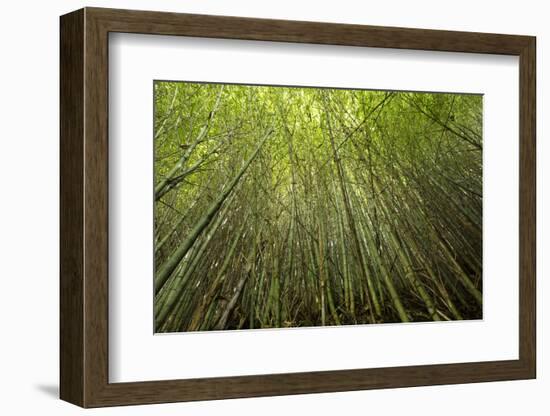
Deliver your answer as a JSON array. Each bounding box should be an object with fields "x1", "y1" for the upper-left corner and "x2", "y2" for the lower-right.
[{"x1": 0, "y1": 0, "x2": 546, "y2": 414}]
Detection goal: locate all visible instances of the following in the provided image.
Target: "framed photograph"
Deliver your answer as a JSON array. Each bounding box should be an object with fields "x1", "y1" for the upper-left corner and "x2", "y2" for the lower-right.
[{"x1": 60, "y1": 7, "x2": 536, "y2": 407}]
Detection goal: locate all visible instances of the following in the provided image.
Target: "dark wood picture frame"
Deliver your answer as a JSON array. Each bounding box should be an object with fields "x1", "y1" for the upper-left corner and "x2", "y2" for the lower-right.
[{"x1": 60, "y1": 7, "x2": 536, "y2": 408}]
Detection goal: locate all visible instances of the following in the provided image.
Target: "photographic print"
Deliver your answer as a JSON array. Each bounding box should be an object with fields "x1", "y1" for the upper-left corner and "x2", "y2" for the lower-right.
[{"x1": 153, "y1": 81, "x2": 482, "y2": 333}]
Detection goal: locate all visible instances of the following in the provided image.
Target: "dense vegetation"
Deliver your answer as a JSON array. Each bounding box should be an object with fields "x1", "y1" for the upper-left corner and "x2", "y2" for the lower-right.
[{"x1": 153, "y1": 81, "x2": 482, "y2": 333}]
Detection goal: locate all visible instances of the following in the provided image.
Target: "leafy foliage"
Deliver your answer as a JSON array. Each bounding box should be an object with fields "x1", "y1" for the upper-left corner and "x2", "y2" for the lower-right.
[{"x1": 153, "y1": 82, "x2": 482, "y2": 332}]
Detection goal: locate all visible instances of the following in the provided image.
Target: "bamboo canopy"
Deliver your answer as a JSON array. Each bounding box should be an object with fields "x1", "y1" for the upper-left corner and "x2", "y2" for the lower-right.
[{"x1": 153, "y1": 82, "x2": 482, "y2": 332}]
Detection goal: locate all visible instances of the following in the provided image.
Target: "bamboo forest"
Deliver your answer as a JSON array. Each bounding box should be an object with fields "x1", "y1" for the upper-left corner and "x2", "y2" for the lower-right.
[{"x1": 153, "y1": 81, "x2": 483, "y2": 333}]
